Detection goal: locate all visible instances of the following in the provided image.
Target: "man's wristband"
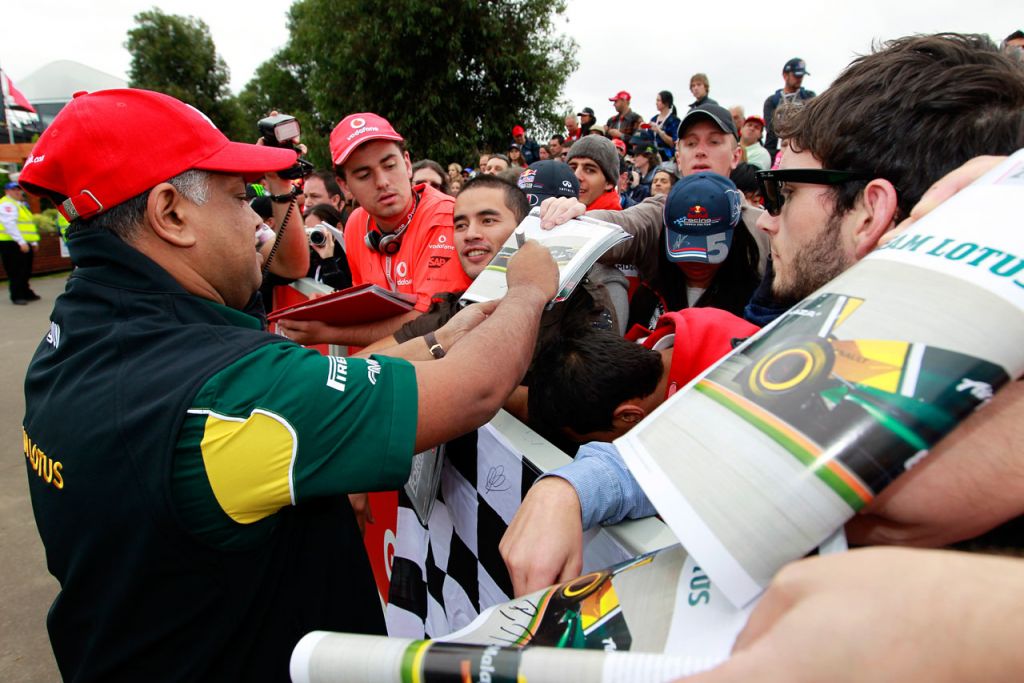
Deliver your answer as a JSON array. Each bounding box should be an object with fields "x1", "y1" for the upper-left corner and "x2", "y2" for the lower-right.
[
  {"x1": 424, "y1": 331, "x2": 446, "y2": 359},
  {"x1": 270, "y1": 186, "x2": 300, "y2": 203}
]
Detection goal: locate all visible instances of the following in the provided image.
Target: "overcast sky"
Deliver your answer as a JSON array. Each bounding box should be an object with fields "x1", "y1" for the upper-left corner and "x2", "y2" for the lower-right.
[{"x1": 3, "y1": 1, "x2": 1020, "y2": 132}]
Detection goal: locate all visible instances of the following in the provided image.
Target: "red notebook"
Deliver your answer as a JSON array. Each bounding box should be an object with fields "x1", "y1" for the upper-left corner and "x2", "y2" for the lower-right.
[{"x1": 267, "y1": 283, "x2": 416, "y2": 325}]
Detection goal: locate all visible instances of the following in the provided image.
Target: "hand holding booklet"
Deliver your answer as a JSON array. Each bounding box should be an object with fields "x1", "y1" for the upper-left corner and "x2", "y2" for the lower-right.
[
  {"x1": 266, "y1": 283, "x2": 415, "y2": 326},
  {"x1": 459, "y1": 209, "x2": 631, "y2": 306}
]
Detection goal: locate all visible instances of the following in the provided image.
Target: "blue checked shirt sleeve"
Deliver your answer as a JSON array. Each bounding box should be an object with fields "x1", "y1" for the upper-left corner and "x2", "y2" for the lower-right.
[{"x1": 539, "y1": 441, "x2": 658, "y2": 530}]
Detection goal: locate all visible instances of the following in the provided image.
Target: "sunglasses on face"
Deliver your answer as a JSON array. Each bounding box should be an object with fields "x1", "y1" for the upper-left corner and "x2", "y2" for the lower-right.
[{"x1": 756, "y1": 168, "x2": 873, "y2": 216}]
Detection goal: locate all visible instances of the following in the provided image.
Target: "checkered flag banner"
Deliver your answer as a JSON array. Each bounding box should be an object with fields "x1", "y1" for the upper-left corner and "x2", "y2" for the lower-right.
[{"x1": 386, "y1": 424, "x2": 636, "y2": 638}]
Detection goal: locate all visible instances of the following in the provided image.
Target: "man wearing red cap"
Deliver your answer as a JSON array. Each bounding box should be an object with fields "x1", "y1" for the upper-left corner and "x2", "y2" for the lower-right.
[
  {"x1": 18, "y1": 89, "x2": 558, "y2": 681},
  {"x1": 277, "y1": 113, "x2": 475, "y2": 347},
  {"x1": 739, "y1": 115, "x2": 771, "y2": 171},
  {"x1": 511, "y1": 124, "x2": 541, "y2": 165},
  {"x1": 605, "y1": 90, "x2": 643, "y2": 141}
]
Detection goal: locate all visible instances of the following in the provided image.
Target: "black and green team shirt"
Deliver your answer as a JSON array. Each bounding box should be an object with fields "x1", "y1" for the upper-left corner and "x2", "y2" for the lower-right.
[
  {"x1": 23, "y1": 227, "x2": 417, "y2": 682},
  {"x1": 172, "y1": 342, "x2": 417, "y2": 549}
]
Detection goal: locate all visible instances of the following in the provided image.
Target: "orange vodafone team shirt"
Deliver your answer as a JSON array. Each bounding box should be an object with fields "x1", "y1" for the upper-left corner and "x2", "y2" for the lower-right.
[{"x1": 344, "y1": 184, "x2": 472, "y2": 313}]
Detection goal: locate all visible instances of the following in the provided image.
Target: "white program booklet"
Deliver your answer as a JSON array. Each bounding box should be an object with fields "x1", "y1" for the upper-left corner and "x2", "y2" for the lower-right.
[{"x1": 460, "y1": 209, "x2": 630, "y2": 305}]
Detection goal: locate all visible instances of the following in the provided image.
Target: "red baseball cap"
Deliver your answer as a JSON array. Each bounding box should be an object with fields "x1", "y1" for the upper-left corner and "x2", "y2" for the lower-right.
[
  {"x1": 330, "y1": 113, "x2": 405, "y2": 167},
  {"x1": 511, "y1": 125, "x2": 525, "y2": 136},
  {"x1": 743, "y1": 115, "x2": 766, "y2": 128},
  {"x1": 608, "y1": 90, "x2": 631, "y2": 102},
  {"x1": 18, "y1": 89, "x2": 297, "y2": 222},
  {"x1": 659, "y1": 308, "x2": 758, "y2": 388},
  {"x1": 612, "y1": 138, "x2": 627, "y2": 152}
]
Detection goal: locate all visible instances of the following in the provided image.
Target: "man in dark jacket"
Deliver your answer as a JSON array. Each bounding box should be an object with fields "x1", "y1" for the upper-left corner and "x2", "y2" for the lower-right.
[
  {"x1": 512, "y1": 125, "x2": 542, "y2": 165},
  {"x1": 763, "y1": 57, "x2": 816, "y2": 162}
]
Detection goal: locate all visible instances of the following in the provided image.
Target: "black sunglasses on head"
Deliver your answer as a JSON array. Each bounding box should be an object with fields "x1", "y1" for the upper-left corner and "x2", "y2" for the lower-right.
[{"x1": 756, "y1": 168, "x2": 873, "y2": 216}]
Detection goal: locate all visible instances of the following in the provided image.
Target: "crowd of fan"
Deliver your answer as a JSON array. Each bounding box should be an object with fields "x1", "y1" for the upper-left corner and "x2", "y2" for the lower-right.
[
  {"x1": 270, "y1": 34, "x2": 1024, "y2": 456},
  {"x1": 410, "y1": 58, "x2": 807, "y2": 206},
  {"x1": 13, "y1": 28, "x2": 1024, "y2": 682},
  {"x1": 265, "y1": 32, "x2": 1024, "y2": 678},
  {"x1": 273, "y1": 56, "x2": 815, "y2": 317}
]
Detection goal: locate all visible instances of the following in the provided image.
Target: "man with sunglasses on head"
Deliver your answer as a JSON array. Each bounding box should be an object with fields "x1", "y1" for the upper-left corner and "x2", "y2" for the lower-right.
[
  {"x1": 277, "y1": 113, "x2": 473, "y2": 347},
  {"x1": 501, "y1": 32, "x2": 1024, "y2": 600}
]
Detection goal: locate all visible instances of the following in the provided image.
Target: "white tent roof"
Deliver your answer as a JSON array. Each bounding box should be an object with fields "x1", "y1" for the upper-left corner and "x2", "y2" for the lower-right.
[{"x1": 18, "y1": 60, "x2": 127, "y2": 103}]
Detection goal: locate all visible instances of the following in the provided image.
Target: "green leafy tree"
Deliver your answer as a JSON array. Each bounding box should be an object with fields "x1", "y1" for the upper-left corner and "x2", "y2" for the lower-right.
[
  {"x1": 125, "y1": 9, "x2": 247, "y2": 140},
  {"x1": 240, "y1": 0, "x2": 577, "y2": 167}
]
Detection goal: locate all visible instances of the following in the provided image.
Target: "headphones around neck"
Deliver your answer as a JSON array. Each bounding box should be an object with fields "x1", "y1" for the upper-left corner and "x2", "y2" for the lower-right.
[
  {"x1": 363, "y1": 185, "x2": 425, "y2": 256},
  {"x1": 364, "y1": 228, "x2": 403, "y2": 255}
]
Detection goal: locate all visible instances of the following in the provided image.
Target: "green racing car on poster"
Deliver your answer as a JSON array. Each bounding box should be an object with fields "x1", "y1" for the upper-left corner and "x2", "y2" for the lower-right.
[{"x1": 699, "y1": 292, "x2": 1008, "y2": 504}]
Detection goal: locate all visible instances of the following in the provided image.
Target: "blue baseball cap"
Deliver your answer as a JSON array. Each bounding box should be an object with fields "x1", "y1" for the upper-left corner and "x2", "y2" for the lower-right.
[
  {"x1": 4, "y1": 181, "x2": 20, "y2": 190},
  {"x1": 518, "y1": 160, "x2": 579, "y2": 207},
  {"x1": 783, "y1": 58, "x2": 809, "y2": 77},
  {"x1": 663, "y1": 172, "x2": 742, "y2": 265}
]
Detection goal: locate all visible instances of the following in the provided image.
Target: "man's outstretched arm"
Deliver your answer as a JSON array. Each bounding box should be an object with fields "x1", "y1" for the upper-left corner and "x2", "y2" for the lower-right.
[
  {"x1": 500, "y1": 441, "x2": 658, "y2": 596},
  {"x1": 410, "y1": 240, "x2": 557, "y2": 451}
]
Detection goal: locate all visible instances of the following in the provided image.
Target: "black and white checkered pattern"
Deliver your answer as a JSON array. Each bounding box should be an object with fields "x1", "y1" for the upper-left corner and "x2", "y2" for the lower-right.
[{"x1": 386, "y1": 426, "x2": 543, "y2": 638}]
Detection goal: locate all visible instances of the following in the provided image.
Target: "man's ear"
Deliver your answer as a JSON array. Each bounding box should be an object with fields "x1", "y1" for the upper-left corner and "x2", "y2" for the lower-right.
[
  {"x1": 852, "y1": 178, "x2": 900, "y2": 259},
  {"x1": 611, "y1": 403, "x2": 646, "y2": 429},
  {"x1": 146, "y1": 182, "x2": 198, "y2": 248},
  {"x1": 336, "y1": 173, "x2": 352, "y2": 200},
  {"x1": 336, "y1": 179, "x2": 353, "y2": 202},
  {"x1": 403, "y1": 150, "x2": 413, "y2": 179},
  {"x1": 730, "y1": 140, "x2": 743, "y2": 170}
]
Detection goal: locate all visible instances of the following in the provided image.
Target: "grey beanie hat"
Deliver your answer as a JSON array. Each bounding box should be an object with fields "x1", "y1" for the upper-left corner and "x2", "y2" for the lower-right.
[{"x1": 566, "y1": 135, "x2": 619, "y2": 185}]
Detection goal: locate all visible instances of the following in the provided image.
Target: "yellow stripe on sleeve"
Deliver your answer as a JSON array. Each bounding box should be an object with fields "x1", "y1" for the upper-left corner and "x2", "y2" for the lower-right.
[{"x1": 195, "y1": 409, "x2": 297, "y2": 524}]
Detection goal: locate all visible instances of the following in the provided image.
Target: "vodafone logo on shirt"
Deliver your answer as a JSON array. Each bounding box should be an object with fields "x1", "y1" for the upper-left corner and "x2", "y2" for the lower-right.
[
  {"x1": 395, "y1": 260, "x2": 412, "y2": 286},
  {"x1": 429, "y1": 233, "x2": 455, "y2": 251}
]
